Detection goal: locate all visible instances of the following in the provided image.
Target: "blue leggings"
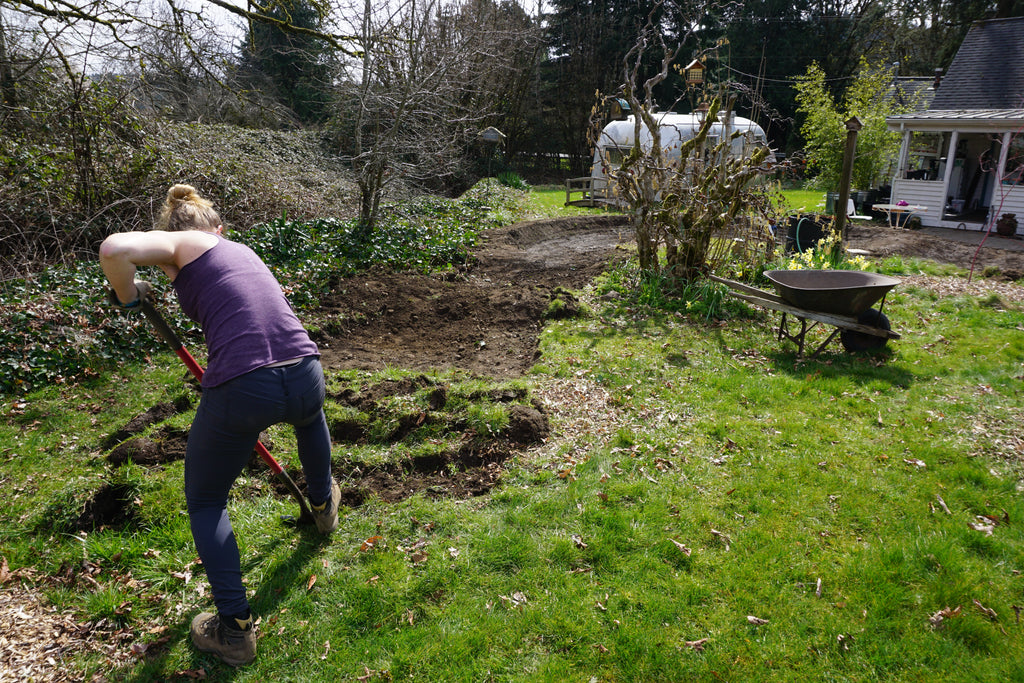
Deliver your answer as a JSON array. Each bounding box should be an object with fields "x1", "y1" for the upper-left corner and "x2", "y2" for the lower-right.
[{"x1": 184, "y1": 356, "x2": 333, "y2": 617}]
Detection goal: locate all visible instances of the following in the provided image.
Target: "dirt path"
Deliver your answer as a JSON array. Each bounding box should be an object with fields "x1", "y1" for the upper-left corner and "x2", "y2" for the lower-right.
[{"x1": 314, "y1": 215, "x2": 1024, "y2": 378}]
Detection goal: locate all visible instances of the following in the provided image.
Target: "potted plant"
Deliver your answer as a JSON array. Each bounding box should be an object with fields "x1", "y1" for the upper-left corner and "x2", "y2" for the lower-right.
[{"x1": 996, "y1": 213, "x2": 1018, "y2": 237}]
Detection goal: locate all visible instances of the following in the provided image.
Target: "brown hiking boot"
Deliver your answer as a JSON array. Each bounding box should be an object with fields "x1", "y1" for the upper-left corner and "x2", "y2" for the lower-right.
[
  {"x1": 311, "y1": 479, "x2": 341, "y2": 534},
  {"x1": 190, "y1": 611, "x2": 256, "y2": 666}
]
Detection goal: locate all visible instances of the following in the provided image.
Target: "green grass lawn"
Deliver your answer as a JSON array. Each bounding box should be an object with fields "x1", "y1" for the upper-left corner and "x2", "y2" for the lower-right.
[
  {"x1": 780, "y1": 188, "x2": 827, "y2": 214},
  {"x1": 528, "y1": 183, "x2": 827, "y2": 218},
  {"x1": 2, "y1": 187, "x2": 1024, "y2": 681}
]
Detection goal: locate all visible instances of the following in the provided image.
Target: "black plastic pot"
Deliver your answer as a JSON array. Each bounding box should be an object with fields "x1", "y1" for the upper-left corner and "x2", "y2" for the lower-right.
[{"x1": 786, "y1": 214, "x2": 830, "y2": 254}]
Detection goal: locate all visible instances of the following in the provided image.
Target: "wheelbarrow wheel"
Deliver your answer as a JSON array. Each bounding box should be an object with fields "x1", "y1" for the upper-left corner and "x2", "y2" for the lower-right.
[{"x1": 841, "y1": 308, "x2": 891, "y2": 352}]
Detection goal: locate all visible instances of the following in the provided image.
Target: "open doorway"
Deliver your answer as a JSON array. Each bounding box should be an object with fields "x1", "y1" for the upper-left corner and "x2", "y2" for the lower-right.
[{"x1": 942, "y1": 133, "x2": 1002, "y2": 224}]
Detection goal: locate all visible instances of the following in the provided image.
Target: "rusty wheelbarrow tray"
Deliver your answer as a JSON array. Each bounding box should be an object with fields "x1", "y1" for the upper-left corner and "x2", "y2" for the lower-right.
[{"x1": 709, "y1": 270, "x2": 901, "y2": 357}]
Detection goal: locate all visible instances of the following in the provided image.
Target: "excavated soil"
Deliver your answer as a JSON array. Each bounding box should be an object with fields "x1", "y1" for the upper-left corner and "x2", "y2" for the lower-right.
[
  {"x1": 314, "y1": 216, "x2": 1024, "y2": 379},
  {"x1": 315, "y1": 214, "x2": 634, "y2": 378}
]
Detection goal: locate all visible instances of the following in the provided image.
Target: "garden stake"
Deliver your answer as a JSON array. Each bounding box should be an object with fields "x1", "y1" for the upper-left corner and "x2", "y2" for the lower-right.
[{"x1": 139, "y1": 298, "x2": 315, "y2": 526}]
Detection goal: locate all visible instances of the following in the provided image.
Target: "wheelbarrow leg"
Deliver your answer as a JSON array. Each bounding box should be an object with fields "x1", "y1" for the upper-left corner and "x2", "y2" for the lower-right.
[
  {"x1": 778, "y1": 313, "x2": 810, "y2": 356},
  {"x1": 810, "y1": 329, "x2": 842, "y2": 358}
]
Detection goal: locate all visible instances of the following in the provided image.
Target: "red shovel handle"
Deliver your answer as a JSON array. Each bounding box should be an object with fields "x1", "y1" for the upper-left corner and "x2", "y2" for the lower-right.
[{"x1": 139, "y1": 299, "x2": 311, "y2": 522}]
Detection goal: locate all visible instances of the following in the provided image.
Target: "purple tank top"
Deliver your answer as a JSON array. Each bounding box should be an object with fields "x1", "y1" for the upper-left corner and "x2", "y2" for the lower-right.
[{"x1": 172, "y1": 237, "x2": 319, "y2": 387}]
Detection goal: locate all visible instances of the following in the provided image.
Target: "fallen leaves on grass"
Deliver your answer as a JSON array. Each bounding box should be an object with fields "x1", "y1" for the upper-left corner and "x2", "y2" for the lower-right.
[
  {"x1": 0, "y1": 581, "x2": 137, "y2": 681},
  {"x1": 968, "y1": 517, "x2": 996, "y2": 536},
  {"x1": 497, "y1": 591, "x2": 529, "y2": 610},
  {"x1": 929, "y1": 605, "x2": 962, "y2": 629},
  {"x1": 710, "y1": 528, "x2": 731, "y2": 551},
  {"x1": 669, "y1": 539, "x2": 692, "y2": 556},
  {"x1": 973, "y1": 599, "x2": 998, "y2": 622},
  {"x1": 360, "y1": 535, "x2": 384, "y2": 551},
  {"x1": 528, "y1": 378, "x2": 620, "y2": 467},
  {"x1": 899, "y1": 274, "x2": 1024, "y2": 305},
  {"x1": 683, "y1": 638, "x2": 708, "y2": 652},
  {"x1": 357, "y1": 665, "x2": 385, "y2": 681}
]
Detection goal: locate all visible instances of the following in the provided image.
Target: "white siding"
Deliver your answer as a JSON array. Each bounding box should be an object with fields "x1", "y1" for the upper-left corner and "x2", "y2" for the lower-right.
[
  {"x1": 991, "y1": 185, "x2": 1024, "y2": 235},
  {"x1": 889, "y1": 179, "x2": 947, "y2": 226}
]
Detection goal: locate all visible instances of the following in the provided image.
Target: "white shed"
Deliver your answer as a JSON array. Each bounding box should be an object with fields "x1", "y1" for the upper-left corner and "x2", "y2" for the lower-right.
[{"x1": 885, "y1": 17, "x2": 1024, "y2": 233}]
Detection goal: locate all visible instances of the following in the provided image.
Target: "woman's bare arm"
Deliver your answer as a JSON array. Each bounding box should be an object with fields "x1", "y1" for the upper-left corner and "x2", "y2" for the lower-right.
[{"x1": 99, "y1": 230, "x2": 216, "y2": 304}]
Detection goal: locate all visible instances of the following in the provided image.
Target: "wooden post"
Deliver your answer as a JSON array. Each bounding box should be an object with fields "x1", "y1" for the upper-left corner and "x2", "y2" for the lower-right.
[{"x1": 836, "y1": 117, "x2": 862, "y2": 242}]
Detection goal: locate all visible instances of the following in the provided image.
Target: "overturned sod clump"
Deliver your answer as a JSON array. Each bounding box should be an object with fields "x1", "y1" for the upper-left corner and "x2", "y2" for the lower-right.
[
  {"x1": 99, "y1": 395, "x2": 193, "y2": 451},
  {"x1": 96, "y1": 371, "x2": 548, "y2": 514},
  {"x1": 105, "y1": 426, "x2": 189, "y2": 466},
  {"x1": 317, "y1": 373, "x2": 549, "y2": 505}
]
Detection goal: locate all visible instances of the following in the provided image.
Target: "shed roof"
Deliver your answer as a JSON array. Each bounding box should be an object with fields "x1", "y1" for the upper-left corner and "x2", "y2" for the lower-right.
[{"x1": 930, "y1": 16, "x2": 1024, "y2": 110}]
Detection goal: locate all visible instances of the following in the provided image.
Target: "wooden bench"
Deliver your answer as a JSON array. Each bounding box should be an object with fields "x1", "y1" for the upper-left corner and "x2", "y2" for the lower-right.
[{"x1": 565, "y1": 176, "x2": 611, "y2": 207}]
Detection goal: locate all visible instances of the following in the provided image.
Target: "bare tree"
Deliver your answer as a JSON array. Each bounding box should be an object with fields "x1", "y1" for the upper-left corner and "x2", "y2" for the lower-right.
[
  {"x1": 334, "y1": 0, "x2": 540, "y2": 233},
  {"x1": 0, "y1": 0, "x2": 362, "y2": 274},
  {"x1": 607, "y1": 0, "x2": 776, "y2": 282}
]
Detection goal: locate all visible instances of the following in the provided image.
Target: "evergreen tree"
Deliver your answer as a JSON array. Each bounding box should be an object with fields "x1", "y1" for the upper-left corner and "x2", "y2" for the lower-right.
[
  {"x1": 541, "y1": 0, "x2": 663, "y2": 175},
  {"x1": 239, "y1": 0, "x2": 334, "y2": 124},
  {"x1": 885, "y1": 0, "x2": 1024, "y2": 76}
]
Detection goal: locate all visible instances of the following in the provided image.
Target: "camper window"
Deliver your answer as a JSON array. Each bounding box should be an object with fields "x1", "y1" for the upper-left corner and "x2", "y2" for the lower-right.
[{"x1": 605, "y1": 148, "x2": 626, "y2": 166}]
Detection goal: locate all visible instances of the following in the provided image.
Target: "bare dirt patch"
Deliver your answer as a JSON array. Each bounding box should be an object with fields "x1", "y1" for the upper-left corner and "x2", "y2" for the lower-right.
[
  {"x1": 847, "y1": 222, "x2": 1024, "y2": 281},
  {"x1": 315, "y1": 214, "x2": 633, "y2": 378}
]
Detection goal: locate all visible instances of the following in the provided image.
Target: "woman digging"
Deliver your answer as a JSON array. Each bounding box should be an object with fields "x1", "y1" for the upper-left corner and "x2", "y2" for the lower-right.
[{"x1": 99, "y1": 184, "x2": 341, "y2": 666}]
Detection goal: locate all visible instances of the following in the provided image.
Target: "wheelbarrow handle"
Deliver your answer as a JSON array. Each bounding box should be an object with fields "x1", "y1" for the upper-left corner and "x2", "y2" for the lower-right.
[{"x1": 139, "y1": 299, "x2": 314, "y2": 524}]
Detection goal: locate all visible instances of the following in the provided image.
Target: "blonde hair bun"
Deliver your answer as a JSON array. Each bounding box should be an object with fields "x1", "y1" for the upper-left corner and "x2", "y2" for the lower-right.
[
  {"x1": 156, "y1": 183, "x2": 220, "y2": 231},
  {"x1": 167, "y1": 184, "x2": 213, "y2": 209}
]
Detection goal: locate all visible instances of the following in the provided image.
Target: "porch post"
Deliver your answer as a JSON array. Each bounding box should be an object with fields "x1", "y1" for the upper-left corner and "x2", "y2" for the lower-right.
[
  {"x1": 892, "y1": 131, "x2": 911, "y2": 201},
  {"x1": 989, "y1": 131, "x2": 1013, "y2": 229},
  {"x1": 941, "y1": 131, "x2": 959, "y2": 217},
  {"x1": 996, "y1": 131, "x2": 1012, "y2": 183}
]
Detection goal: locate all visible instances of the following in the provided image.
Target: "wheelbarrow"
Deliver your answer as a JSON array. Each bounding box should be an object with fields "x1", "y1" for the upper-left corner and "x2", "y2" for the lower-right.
[{"x1": 709, "y1": 269, "x2": 901, "y2": 357}]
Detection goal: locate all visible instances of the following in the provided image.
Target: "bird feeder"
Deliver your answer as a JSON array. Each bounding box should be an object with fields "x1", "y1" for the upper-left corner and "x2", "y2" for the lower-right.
[{"x1": 684, "y1": 59, "x2": 705, "y2": 87}]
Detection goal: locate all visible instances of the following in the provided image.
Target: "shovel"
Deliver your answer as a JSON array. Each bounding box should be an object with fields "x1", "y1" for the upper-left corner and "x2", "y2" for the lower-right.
[{"x1": 138, "y1": 299, "x2": 315, "y2": 526}]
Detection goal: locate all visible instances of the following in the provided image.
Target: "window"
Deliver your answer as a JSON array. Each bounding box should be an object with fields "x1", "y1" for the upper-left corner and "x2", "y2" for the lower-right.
[{"x1": 906, "y1": 132, "x2": 944, "y2": 181}]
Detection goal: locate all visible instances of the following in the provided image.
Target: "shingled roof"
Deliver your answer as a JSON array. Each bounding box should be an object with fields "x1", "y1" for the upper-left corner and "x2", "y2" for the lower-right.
[{"x1": 930, "y1": 16, "x2": 1024, "y2": 111}]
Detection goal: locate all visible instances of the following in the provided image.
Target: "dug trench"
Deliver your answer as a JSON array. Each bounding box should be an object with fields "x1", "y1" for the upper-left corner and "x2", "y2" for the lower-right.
[{"x1": 87, "y1": 215, "x2": 1024, "y2": 528}]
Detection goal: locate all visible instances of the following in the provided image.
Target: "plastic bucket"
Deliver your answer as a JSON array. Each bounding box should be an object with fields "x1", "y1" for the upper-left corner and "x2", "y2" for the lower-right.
[{"x1": 786, "y1": 215, "x2": 829, "y2": 253}]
